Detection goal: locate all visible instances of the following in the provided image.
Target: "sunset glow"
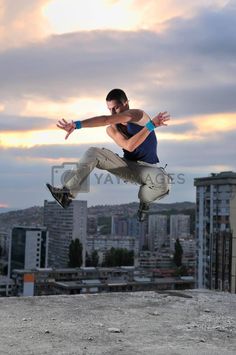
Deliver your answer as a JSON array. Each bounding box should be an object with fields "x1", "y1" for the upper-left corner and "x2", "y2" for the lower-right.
[
  {"x1": 0, "y1": 127, "x2": 110, "y2": 148},
  {"x1": 2, "y1": 110, "x2": 236, "y2": 149},
  {"x1": 22, "y1": 97, "x2": 107, "y2": 119},
  {"x1": 43, "y1": 0, "x2": 141, "y2": 33},
  {"x1": 42, "y1": 0, "x2": 229, "y2": 35},
  {"x1": 193, "y1": 113, "x2": 236, "y2": 134},
  {"x1": 0, "y1": 203, "x2": 8, "y2": 208}
]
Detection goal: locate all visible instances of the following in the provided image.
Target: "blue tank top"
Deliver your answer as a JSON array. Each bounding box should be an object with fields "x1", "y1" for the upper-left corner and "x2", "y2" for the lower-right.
[{"x1": 122, "y1": 122, "x2": 159, "y2": 164}]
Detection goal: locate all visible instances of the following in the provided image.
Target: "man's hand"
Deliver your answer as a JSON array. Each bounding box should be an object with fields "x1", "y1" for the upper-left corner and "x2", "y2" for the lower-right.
[
  {"x1": 57, "y1": 119, "x2": 76, "y2": 140},
  {"x1": 152, "y1": 112, "x2": 170, "y2": 127}
]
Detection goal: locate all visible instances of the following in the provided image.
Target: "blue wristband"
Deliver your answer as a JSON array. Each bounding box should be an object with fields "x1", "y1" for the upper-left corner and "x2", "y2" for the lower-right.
[
  {"x1": 74, "y1": 120, "x2": 82, "y2": 129},
  {"x1": 145, "y1": 120, "x2": 155, "y2": 132}
]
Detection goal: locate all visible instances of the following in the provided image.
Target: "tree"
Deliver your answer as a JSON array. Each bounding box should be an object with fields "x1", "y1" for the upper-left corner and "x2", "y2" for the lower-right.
[
  {"x1": 86, "y1": 251, "x2": 99, "y2": 267},
  {"x1": 103, "y1": 248, "x2": 134, "y2": 267},
  {"x1": 68, "y1": 239, "x2": 83, "y2": 267},
  {"x1": 173, "y1": 238, "x2": 183, "y2": 267},
  {"x1": 91, "y1": 250, "x2": 99, "y2": 267},
  {"x1": 86, "y1": 252, "x2": 92, "y2": 267}
]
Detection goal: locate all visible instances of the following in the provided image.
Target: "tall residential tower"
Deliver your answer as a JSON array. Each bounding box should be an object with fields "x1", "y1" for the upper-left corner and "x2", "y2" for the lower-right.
[
  {"x1": 44, "y1": 200, "x2": 87, "y2": 268},
  {"x1": 194, "y1": 171, "x2": 236, "y2": 293}
]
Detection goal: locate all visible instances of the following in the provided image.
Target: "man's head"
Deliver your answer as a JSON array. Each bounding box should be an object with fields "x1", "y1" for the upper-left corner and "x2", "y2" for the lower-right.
[{"x1": 106, "y1": 88, "x2": 129, "y2": 114}]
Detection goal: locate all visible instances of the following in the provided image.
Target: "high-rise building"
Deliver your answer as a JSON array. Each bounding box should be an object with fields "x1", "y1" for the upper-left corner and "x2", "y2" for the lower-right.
[
  {"x1": 194, "y1": 171, "x2": 236, "y2": 293},
  {"x1": 44, "y1": 200, "x2": 87, "y2": 268},
  {"x1": 177, "y1": 238, "x2": 196, "y2": 268},
  {"x1": 128, "y1": 217, "x2": 147, "y2": 251},
  {"x1": 148, "y1": 214, "x2": 168, "y2": 251},
  {"x1": 111, "y1": 216, "x2": 128, "y2": 236},
  {"x1": 87, "y1": 215, "x2": 97, "y2": 235},
  {"x1": 170, "y1": 215, "x2": 190, "y2": 239},
  {"x1": 9, "y1": 226, "x2": 48, "y2": 273}
]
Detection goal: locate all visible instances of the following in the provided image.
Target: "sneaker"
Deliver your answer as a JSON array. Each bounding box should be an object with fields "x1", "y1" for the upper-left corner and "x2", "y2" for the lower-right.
[
  {"x1": 46, "y1": 183, "x2": 73, "y2": 209},
  {"x1": 137, "y1": 202, "x2": 150, "y2": 222}
]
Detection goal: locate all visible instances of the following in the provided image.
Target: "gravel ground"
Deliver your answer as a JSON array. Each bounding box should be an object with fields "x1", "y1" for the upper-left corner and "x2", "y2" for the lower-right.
[{"x1": 0, "y1": 289, "x2": 236, "y2": 355}]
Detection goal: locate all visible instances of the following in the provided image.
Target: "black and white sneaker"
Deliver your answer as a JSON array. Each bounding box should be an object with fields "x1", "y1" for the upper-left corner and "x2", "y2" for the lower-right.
[
  {"x1": 137, "y1": 202, "x2": 150, "y2": 222},
  {"x1": 46, "y1": 183, "x2": 73, "y2": 209}
]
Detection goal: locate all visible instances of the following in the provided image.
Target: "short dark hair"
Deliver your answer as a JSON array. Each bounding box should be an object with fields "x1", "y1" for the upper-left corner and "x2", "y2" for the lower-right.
[{"x1": 106, "y1": 88, "x2": 128, "y2": 104}]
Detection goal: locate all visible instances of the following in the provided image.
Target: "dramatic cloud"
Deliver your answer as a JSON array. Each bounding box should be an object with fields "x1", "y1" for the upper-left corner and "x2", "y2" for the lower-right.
[
  {"x1": 159, "y1": 130, "x2": 236, "y2": 170},
  {"x1": 1, "y1": 3, "x2": 236, "y2": 118},
  {"x1": 133, "y1": 0, "x2": 230, "y2": 27},
  {"x1": 165, "y1": 122, "x2": 196, "y2": 134},
  {"x1": 0, "y1": 114, "x2": 54, "y2": 131},
  {"x1": 43, "y1": 0, "x2": 230, "y2": 33}
]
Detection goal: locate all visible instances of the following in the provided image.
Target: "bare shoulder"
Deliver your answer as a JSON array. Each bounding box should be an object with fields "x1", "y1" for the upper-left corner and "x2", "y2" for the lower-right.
[
  {"x1": 125, "y1": 109, "x2": 150, "y2": 125},
  {"x1": 125, "y1": 109, "x2": 143, "y2": 121}
]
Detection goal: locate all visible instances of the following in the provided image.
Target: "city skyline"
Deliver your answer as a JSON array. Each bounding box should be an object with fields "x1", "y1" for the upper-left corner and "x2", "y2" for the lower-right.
[{"x1": 0, "y1": 0, "x2": 236, "y2": 209}]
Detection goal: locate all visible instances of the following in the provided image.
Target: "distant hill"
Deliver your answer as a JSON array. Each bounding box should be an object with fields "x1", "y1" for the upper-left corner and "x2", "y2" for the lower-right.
[
  {"x1": 0, "y1": 208, "x2": 18, "y2": 214},
  {"x1": 88, "y1": 201, "x2": 195, "y2": 216},
  {"x1": 0, "y1": 206, "x2": 44, "y2": 232},
  {"x1": 0, "y1": 202, "x2": 195, "y2": 232},
  {"x1": 88, "y1": 201, "x2": 196, "y2": 235}
]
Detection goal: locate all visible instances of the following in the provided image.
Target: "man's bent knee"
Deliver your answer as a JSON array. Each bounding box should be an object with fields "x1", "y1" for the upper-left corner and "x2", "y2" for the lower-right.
[{"x1": 86, "y1": 146, "x2": 102, "y2": 155}]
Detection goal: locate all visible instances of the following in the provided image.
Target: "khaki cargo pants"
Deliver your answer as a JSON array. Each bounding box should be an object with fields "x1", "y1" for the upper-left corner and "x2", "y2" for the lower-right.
[{"x1": 64, "y1": 147, "x2": 171, "y2": 203}]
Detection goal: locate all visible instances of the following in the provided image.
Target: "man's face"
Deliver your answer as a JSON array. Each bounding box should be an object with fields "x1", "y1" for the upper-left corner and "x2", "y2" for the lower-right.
[{"x1": 106, "y1": 99, "x2": 128, "y2": 115}]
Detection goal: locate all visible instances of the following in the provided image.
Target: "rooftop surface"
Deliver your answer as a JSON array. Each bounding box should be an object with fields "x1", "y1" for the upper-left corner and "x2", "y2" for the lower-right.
[{"x1": 1, "y1": 289, "x2": 236, "y2": 355}]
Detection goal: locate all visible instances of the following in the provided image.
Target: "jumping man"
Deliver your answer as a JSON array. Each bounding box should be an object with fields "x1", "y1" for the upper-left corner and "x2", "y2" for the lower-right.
[{"x1": 46, "y1": 88, "x2": 171, "y2": 221}]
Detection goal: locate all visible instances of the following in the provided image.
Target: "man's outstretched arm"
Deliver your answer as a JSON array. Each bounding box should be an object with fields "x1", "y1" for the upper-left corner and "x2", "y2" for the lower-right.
[
  {"x1": 81, "y1": 109, "x2": 143, "y2": 127},
  {"x1": 57, "y1": 109, "x2": 143, "y2": 140}
]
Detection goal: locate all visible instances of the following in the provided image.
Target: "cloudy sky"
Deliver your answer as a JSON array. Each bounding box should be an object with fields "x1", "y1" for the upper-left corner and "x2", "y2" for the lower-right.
[{"x1": 0, "y1": 0, "x2": 236, "y2": 210}]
